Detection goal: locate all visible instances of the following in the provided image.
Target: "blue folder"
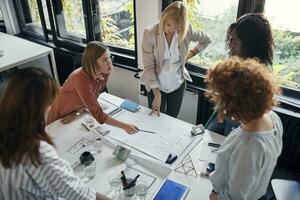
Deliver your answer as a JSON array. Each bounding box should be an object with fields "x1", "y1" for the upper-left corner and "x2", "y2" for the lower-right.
[{"x1": 120, "y1": 99, "x2": 141, "y2": 112}]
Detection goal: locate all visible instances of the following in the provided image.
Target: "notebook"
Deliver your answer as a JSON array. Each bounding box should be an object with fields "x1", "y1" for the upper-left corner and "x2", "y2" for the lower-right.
[
  {"x1": 154, "y1": 179, "x2": 189, "y2": 200},
  {"x1": 120, "y1": 99, "x2": 141, "y2": 112}
]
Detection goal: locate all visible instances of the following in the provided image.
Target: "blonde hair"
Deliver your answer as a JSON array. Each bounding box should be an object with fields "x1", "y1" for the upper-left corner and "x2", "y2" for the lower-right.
[
  {"x1": 159, "y1": 1, "x2": 188, "y2": 43},
  {"x1": 82, "y1": 41, "x2": 108, "y2": 79}
]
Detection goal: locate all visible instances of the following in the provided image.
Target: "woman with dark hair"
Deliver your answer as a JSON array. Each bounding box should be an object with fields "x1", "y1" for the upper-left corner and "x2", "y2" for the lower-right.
[
  {"x1": 226, "y1": 13, "x2": 274, "y2": 66},
  {"x1": 0, "y1": 68, "x2": 110, "y2": 200},
  {"x1": 206, "y1": 13, "x2": 275, "y2": 136}
]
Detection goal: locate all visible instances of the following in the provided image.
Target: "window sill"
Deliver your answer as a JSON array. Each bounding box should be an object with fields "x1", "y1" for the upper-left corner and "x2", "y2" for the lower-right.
[{"x1": 186, "y1": 63, "x2": 300, "y2": 113}]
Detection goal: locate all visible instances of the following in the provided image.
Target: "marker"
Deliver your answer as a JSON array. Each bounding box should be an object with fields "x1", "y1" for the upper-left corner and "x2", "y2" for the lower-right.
[
  {"x1": 123, "y1": 174, "x2": 140, "y2": 190},
  {"x1": 121, "y1": 171, "x2": 128, "y2": 187},
  {"x1": 208, "y1": 142, "x2": 220, "y2": 148},
  {"x1": 138, "y1": 129, "x2": 156, "y2": 134}
]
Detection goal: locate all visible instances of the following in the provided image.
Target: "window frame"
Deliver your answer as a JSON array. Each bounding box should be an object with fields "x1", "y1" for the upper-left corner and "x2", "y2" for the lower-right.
[
  {"x1": 162, "y1": 0, "x2": 300, "y2": 106},
  {"x1": 12, "y1": 0, "x2": 138, "y2": 69}
]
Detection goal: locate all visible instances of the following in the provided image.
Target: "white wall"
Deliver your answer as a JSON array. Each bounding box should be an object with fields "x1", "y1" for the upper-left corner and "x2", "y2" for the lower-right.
[{"x1": 135, "y1": 0, "x2": 161, "y2": 69}]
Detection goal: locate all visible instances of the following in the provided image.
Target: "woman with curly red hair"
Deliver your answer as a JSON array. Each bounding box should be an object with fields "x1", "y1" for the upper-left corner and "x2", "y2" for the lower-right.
[{"x1": 206, "y1": 58, "x2": 283, "y2": 200}]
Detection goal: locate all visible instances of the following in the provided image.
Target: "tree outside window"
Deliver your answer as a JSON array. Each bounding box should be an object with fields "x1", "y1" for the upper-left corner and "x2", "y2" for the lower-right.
[
  {"x1": 264, "y1": 0, "x2": 300, "y2": 90},
  {"x1": 187, "y1": 0, "x2": 239, "y2": 67},
  {"x1": 99, "y1": 0, "x2": 135, "y2": 49}
]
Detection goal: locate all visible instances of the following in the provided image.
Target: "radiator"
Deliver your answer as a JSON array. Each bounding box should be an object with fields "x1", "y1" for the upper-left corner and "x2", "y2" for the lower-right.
[
  {"x1": 276, "y1": 110, "x2": 300, "y2": 171},
  {"x1": 54, "y1": 49, "x2": 77, "y2": 85}
]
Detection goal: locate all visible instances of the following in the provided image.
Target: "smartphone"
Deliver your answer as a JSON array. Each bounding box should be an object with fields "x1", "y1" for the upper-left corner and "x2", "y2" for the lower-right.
[{"x1": 153, "y1": 179, "x2": 189, "y2": 200}]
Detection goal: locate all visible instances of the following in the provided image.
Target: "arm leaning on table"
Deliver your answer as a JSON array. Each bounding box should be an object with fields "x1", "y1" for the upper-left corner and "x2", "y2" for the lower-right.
[{"x1": 73, "y1": 76, "x2": 138, "y2": 134}]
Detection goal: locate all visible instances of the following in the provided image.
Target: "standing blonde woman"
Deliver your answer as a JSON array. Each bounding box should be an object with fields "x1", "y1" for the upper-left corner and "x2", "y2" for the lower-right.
[
  {"x1": 47, "y1": 41, "x2": 138, "y2": 134},
  {"x1": 141, "y1": 1, "x2": 211, "y2": 117}
]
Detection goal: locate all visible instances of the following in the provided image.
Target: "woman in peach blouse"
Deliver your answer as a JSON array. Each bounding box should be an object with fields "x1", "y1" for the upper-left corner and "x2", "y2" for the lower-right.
[{"x1": 47, "y1": 41, "x2": 138, "y2": 134}]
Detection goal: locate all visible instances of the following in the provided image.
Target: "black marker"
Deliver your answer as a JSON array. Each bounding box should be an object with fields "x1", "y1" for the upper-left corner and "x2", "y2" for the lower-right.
[
  {"x1": 123, "y1": 174, "x2": 140, "y2": 190},
  {"x1": 208, "y1": 142, "x2": 220, "y2": 148},
  {"x1": 121, "y1": 171, "x2": 128, "y2": 187}
]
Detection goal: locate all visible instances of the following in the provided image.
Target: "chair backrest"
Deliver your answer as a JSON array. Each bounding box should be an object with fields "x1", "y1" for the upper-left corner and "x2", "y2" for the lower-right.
[
  {"x1": 73, "y1": 53, "x2": 83, "y2": 70},
  {"x1": 271, "y1": 179, "x2": 300, "y2": 200}
]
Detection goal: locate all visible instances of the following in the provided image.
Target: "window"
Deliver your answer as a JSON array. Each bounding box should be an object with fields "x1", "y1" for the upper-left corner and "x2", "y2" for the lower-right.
[
  {"x1": 188, "y1": 0, "x2": 239, "y2": 68},
  {"x1": 0, "y1": 8, "x2": 5, "y2": 32},
  {"x1": 28, "y1": 0, "x2": 42, "y2": 27},
  {"x1": 0, "y1": 8, "x2": 4, "y2": 21},
  {"x1": 13, "y1": 0, "x2": 49, "y2": 39},
  {"x1": 13, "y1": 0, "x2": 138, "y2": 68},
  {"x1": 54, "y1": 0, "x2": 86, "y2": 41},
  {"x1": 264, "y1": 0, "x2": 300, "y2": 90},
  {"x1": 99, "y1": 0, "x2": 135, "y2": 50}
]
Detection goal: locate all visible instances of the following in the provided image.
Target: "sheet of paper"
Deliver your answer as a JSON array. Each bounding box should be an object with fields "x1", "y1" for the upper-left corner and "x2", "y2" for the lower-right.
[{"x1": 99, "y1": 95, "x2": 196, "y2": 162}]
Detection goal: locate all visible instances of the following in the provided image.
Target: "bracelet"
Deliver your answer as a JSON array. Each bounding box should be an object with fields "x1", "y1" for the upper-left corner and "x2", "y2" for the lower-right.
[{"x1": 75, "y1": 112, "x2": 80, "y2": 116}]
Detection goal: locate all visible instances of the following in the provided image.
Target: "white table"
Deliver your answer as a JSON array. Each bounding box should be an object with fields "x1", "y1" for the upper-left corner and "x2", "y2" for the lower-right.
[
  {"x1": 46, "y1": 93, "x2": 225, "y2": 199},
  {"x1": 0, "y1": 32, "x2": 58, "y2": 81}
]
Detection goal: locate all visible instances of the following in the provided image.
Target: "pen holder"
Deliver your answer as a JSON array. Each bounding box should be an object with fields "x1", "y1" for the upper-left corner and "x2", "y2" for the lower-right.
[
  {"x1": 123, "y1": 178, "x2": 136, "y2": 196},
  {"x1": 79, "y1": 151, "x2": 95, "y2": 164}
]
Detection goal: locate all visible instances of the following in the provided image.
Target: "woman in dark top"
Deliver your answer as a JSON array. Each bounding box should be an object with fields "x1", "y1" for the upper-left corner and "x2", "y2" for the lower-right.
[{"x1": 206, "y1": 13, "x2": 274, "y2": 136}]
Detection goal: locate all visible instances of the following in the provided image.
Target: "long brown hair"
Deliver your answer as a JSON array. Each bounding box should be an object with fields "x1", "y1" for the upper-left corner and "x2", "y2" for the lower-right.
[
  {"x1": 0, "y1": 68, "x2": 59, "y2": 168},
  {"x1": 82, "y1": 41, "x2": 109, "y2": 79}
]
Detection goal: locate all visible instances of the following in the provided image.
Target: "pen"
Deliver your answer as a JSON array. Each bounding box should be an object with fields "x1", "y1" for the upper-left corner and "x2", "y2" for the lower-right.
[
  {"x1": 165, "y1": 154, "x2": 172, "y2": 163},
  {"x1": 169, "y1": 155, "x2": 177, "y2": 164},
  {"x1": 108, "y1": 107, "x2": 122, "y2": 116},
  {"x1": 208, "y1": 142, "x2": 220, "y2": 148},
  {"x1": 165, "y1": 154, "x2": 177, "y2": 164},
  {"x1": 121, "y1": 171, "x2": 128, "y2": 187},
  {"x1": 138, "y1": 129, "x2": 156, "y2": 134},
  {"x1": 124, "y1": 174, "x2": 140, "y2": 190},
  {"x1": 81, "y1": 123, "x2": 90, "y2": 131}
]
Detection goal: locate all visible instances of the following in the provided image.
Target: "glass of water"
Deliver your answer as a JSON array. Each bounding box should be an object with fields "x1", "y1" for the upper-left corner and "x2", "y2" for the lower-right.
[
  {"x1": 134, "y1": 180, "x2": 148, "y2": 200},
  {"x1": 83, "y1": 160, "x2": 96, "y2": 180},
  {"x1": 93, "y1": 138, "x2": 103, "y2": 154},
  {"x1": 108, "y1": 173, "x2": 122, "y2": 200}
]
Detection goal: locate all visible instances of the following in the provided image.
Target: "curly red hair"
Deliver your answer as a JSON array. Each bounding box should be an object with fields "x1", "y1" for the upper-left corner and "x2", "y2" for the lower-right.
[{"x1": 205, "y1": 57, "x2": 281, "y2": 124}]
